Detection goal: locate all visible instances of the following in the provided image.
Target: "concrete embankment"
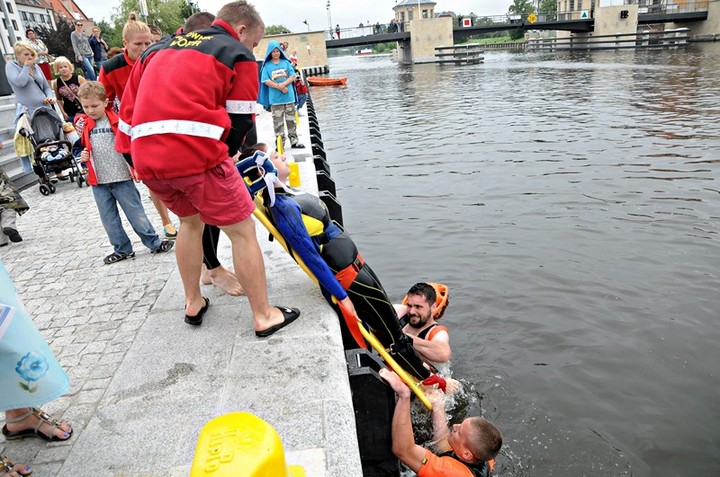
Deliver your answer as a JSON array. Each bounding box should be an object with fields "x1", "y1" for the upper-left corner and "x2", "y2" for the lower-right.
[{"x1": 0, "y1": 100, "x2": 363, "y2": 475}]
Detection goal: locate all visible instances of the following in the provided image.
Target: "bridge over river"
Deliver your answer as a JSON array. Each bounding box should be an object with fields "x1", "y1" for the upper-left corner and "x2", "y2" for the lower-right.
[{"x1": 325, "y1": 4, "x2": 710, "y2": 50}]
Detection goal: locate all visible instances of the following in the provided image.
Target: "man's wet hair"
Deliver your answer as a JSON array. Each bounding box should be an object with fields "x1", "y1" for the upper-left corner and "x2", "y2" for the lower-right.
[
  {"x1": 407, "y1": 282, "x2": 436, "y2": 304},
  {"x1": 467, "y1": 417, "x2": 503, "y2": 463}
]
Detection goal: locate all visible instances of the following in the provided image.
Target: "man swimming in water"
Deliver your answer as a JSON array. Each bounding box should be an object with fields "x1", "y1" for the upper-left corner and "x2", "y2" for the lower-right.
[{"x1": 399, "y1": 282, "x2": 452, "y2": 372}]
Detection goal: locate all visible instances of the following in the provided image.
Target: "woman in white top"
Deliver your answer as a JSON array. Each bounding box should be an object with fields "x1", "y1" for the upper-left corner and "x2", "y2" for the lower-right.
[{"x1": 25, "y1": 28, "x2": 52, "y2": 81}]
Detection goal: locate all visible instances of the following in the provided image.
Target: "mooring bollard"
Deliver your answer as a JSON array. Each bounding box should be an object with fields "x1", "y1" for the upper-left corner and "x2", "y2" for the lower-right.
[{"x1": 191, "y1": 412, "x2": 306, "y2": 477}]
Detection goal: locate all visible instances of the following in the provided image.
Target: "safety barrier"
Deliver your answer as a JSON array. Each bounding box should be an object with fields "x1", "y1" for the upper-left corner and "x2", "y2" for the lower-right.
[
  {"x1": 304, "y1": 92, "x2": 344, "y2": 227},
  {"x1": 346, "y1": 348, "x2": 399, "y2": 477},
  {"x1": 302, "y1": 65, "x2": 330, "y2": 76}
]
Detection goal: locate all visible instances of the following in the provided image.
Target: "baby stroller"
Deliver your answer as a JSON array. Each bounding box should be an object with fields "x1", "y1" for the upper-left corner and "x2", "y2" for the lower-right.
[{"x1": 24, "y1": 106, "x2": 85, "y2": 195}]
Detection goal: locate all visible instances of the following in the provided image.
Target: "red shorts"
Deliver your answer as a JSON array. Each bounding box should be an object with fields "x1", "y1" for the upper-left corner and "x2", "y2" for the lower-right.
[{"x1": 144, "y1": 158, "x2": 255, "y2": 227}]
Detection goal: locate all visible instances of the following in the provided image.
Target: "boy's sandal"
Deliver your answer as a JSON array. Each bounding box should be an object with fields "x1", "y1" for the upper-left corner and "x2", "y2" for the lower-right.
[
  {"x1": 152, "y1": 240, "x2": 175, "y2": 254},
  {"x1": 1, "y1": 455, "x2": 32, "y2": 476},
  {"x1": 103, "y1": 251, "x2": 135, "y2": 265},
  {"x1": 1, "y1": 408, "x2": 72, "y2": 442}
]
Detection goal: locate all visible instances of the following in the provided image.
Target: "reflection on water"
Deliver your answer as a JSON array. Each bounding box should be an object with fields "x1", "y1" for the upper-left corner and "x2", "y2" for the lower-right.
[{"x1": 308, "y1": 43, "x2": 720, "y2": 476}]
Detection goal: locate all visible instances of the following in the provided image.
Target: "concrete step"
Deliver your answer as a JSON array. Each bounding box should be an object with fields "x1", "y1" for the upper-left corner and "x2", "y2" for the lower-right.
[
  {"x1": 0, "y1": 101, "x2": 16, "y2": 127},
  {"x1": 0, "y1": 94, "x2": 15, "y2": 107}
]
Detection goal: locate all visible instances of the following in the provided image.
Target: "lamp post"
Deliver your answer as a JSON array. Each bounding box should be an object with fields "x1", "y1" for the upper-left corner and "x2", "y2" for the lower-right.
[{"x1": 326, "y1": 1, "x2": 332, "y2": 37}]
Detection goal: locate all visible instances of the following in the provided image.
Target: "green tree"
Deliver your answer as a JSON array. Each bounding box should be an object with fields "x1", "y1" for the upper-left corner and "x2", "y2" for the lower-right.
[
  {"x1": 265, "y1": 25, "x2": 292, "y2": 35},
  {"x1": 110, "y1": 0, "x2": 195, "y2": 37},
  {"x1": 508, "y1": 0, "x2": 534, "y2": 14},
  {"x1": 35, "y1": 20, "x2": 76, "y2": 67},
  {"x1": 539, "y1": 0, "x2": 558, "y2": 13},
  {"x1": 95, "y1": 20, "x2": 122, "y2": 51},
  {"x1": 508, "y1": 0, "x2": 533, "y2": 40},
  {"x1": 538, "y1": 0, "x2": 558, "y2": 21}
]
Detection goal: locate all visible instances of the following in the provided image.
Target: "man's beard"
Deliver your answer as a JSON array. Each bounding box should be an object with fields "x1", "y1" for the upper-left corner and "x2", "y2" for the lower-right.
[{"x1": 407, "y1": 315, "x2": 429, "y2": 329}]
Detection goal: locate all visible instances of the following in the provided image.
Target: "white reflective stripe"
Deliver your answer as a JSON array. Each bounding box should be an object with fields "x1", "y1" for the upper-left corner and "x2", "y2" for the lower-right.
[
  {"x1": 225, "y1": 100, "x2": 256, "y2": 114},
  {"x1": 118, "y1": 118, "x2": 132, "y2": 136},
  {"x1": 131, "y1": 120, "x2": 224, "y2": 141}
]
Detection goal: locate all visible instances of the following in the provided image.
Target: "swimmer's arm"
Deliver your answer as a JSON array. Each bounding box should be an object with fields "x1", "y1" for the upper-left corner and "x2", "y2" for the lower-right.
[
  {"x1": 411, "y1": 330, "x2": 451, "y2": 363},
  {"x1": 430, "y1": 390, "x2": 452, "y2": 454}
]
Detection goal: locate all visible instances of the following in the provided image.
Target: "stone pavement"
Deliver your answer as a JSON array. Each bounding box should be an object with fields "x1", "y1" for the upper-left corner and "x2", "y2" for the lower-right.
[{"x1": 0, "y1": 107, "x2": 364, "y2": 476}]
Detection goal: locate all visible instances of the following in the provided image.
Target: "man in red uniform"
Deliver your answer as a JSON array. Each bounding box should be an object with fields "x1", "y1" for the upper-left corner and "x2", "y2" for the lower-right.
[
  {"x1": 381, "y1": 369, "x2": 503, "y2": 477},
  {"x1": 117, "y1": 1, "x2": 300, "y2": 334}
]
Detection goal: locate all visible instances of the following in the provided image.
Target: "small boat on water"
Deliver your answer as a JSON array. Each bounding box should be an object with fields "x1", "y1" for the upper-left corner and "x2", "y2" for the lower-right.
[
  {"x1": 306, "y1": 77, "x2": 348, "y2": 86},
  {"x1": 354, "y1": 48, "x2": 373, "y2": 56}
]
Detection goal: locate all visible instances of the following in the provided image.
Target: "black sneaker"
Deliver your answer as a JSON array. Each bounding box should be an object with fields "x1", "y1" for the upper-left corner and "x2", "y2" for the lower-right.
[
  {"x1": 152, "y1": 239, "x2": 175, "y2": 253},
  {"x1": 291, "y1": 143, "x2": 305, "y2": 149},
  {"x1": 2, "y1": 227, "x2": 22, "y2": 243}
]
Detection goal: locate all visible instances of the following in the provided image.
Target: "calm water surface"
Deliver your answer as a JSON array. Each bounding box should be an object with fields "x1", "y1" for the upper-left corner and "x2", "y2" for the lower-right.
[{"x1": 308, "y1": 44, "x2": 720, "y2": 476}]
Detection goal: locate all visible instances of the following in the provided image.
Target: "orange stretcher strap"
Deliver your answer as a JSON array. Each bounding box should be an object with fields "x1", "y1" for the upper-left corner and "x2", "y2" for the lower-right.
[{"x1": 334, "y1": 254, "x2": 365, "y2": 290}]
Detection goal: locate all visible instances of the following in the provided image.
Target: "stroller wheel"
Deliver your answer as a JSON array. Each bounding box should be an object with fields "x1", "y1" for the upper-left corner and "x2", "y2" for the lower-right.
[
  {"x1": 39, "y1": 184, "x2": 50, "y2": 196},
  {"x1": 77, "y1": 176, "x2": 83, "y2": 188},
  {"x1": 70, "y1": 174, "x2": 75, "y2": 183},
  {"x1": 48, "y1": 184, "x2": 56, "y2": 194}
]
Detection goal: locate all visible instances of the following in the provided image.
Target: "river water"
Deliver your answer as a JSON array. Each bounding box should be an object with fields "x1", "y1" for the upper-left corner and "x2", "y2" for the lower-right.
[{"x1": 307, "y1": 44, "x2": 720, "y2": 476}]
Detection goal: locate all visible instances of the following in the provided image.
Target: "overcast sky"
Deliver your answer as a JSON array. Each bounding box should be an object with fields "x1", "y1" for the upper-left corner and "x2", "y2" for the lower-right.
[{"x1": 75, "y1": 1, "x2": 513, "y2": 32}]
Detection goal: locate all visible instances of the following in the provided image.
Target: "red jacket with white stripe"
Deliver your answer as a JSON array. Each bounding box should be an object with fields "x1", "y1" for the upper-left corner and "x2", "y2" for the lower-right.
[
  {"x1": 98, "y1": 49, "x2": 135, "y2": 106},
  {"x1": 74, "y1": 109, "x2": 135, "y2": 186},
  {"x1": 117, "y1": 20, "x2": 258, "y2": 180}
]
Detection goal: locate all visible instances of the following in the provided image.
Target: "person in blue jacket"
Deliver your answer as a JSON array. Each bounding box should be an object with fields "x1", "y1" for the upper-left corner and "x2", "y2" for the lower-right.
[
  {"x1": 258, "y1": 41, "x2": 304, "y2": 149},
  {"x1": 237, "y1": 148, "x2": 445, "y2": 387}
]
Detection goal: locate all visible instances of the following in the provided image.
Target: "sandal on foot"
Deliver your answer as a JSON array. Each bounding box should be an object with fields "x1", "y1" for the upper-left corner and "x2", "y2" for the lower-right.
[
  {"x1": 103, "y1": 251, "x2": 135, "y2": 265},
  {"x1": 1, "y1": 408, "x2": 72, "y2": 442},
  {"x1": 1, "y1": 455, "x2": 32, "y2": 476},
  {"x1": 185, "y1": 297, "x2": 209, "y2": 326},
  {"x1": 255, "y1": 306, "x2": 301, "y2": 338},
  {"x1": 152, "y1": 239, "x2": 175, "y2": 253},
  {"x1": 163, "y1": 224, "x2": 178, "y2": 239},
  {"x1": 2, "y1": 228, "x2": 22, "y2": 243}
]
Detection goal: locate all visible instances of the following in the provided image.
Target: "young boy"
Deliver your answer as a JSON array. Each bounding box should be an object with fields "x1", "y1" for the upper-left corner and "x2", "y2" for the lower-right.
[
  {"x1": 75, "y1": 81, "x2": 174, "y2": 264},
  {"x1": 258, "y1": 40, "x2": 305, "y2": 149}
]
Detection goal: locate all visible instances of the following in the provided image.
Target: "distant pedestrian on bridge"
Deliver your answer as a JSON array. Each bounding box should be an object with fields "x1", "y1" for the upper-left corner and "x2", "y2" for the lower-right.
[{"x1": 335, "y1": 24, "x2": 341, "y2": 39}]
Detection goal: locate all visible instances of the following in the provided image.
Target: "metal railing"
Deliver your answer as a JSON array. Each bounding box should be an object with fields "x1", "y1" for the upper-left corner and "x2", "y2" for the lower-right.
[
  {"x1": 325, "y1": 2, "x2": 710, "y2": 41},
  {"x1": 526, "y1": 27, "x2": 690, "y2": 50},
  {"x1": 325, "y1": 22, "x2": 406, "y2": 41}
]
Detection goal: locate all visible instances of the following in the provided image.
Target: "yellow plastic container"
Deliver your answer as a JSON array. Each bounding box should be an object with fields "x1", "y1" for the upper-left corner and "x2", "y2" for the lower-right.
[
  {"x1": 191, "y1": 412, "x2": 305, "y2": 477},
  {"x1": 288, "y1": 162, "x2": 301, "y2": 188}
]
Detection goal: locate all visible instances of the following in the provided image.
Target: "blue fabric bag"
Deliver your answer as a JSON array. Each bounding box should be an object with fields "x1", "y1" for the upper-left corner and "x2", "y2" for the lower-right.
[{"x1": 0, "y1": 261, "x2": 70, "y2": 411}]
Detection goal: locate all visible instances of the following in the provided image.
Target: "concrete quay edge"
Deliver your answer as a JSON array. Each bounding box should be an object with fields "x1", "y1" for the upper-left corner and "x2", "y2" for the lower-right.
[{"x1": 0, "y1": 101, "x2": 364, "y2": 476}]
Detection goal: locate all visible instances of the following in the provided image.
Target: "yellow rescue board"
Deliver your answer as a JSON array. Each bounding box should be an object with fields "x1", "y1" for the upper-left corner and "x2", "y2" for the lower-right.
[{"x1": 252, "y1": 204, "x2": 432, "y2": 410}]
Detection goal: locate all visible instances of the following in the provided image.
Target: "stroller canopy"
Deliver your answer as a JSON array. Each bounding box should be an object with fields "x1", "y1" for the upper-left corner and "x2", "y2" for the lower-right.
[{"x1": 29, "y1": 106, "x2": 64, "y2": 145}]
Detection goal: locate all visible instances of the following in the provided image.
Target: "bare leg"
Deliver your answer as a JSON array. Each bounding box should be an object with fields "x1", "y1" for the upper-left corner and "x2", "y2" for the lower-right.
[
  {"x1": 176, "y1": 214, "x2": 205, "y2": 316},
  {"x1": 149, "y1": 190, "x2": 176, "y2": 235},
  {"x1": 220, "y1": 218, "x2": 286, "y2": 331},
  {"x1": 208, "y1": 266, "x2": 244, "y2": 296},
  {"x1": 200, "y1": 263, "x2": 213, "y2": 285}
]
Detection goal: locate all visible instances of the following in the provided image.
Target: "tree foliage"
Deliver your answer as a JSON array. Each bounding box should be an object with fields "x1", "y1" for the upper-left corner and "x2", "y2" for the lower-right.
[
  {"x1": 539, "y1": 0, "x2": 558, "y2": 13},
  {"x1": 508, "y1": 0, "x2": 534, "y2": 14},
  {"x1": 265, "y1": 25, "x2": 292, "y2": 35},
  {"x1": 34, "y1": 20, "x2": 76, "y2": 65},
  {"x1": 109, "y1": 0, "x2": 196, "y2": 38}
]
